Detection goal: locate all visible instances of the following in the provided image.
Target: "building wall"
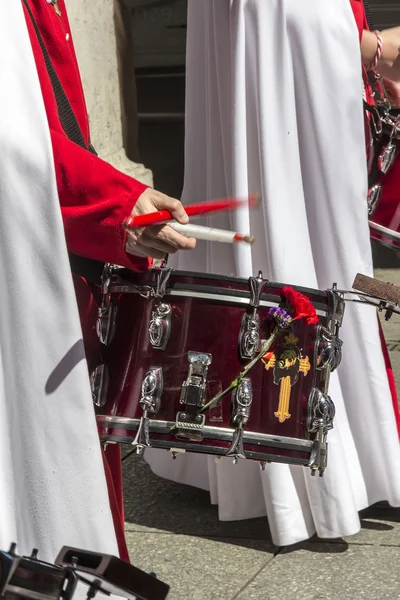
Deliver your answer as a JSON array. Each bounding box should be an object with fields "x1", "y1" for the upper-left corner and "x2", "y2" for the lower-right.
[
  {"x1": 368, "y1": 1, "x2": 400, "y2": 28},
  {"x1": 67, "y1": 0, "x2": 153, "y2": 185}
]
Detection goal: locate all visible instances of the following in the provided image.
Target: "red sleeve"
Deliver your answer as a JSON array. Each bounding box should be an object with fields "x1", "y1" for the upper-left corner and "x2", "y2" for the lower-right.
[
  {"x1": 51, "y1": 128, "x2": 150, "y2": 271},
  {"x1": 349, "y1": 0, "x2": 368, "y2": 40}
]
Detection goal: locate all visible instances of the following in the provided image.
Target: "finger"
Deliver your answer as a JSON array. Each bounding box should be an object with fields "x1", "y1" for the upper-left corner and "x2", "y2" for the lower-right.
[
  {"x1": 125, "y1": 244, "x2": 149, "y2": 258},
  {"x1": 150, "y1": 195, "x2": 189, "y2": 224},
  {"x1": 127, "y1": 241, "x2": 166, "y2": 260},
  {"x1": 140, "y1": 236, "x2": 178, "y2": 255},
  {"x1": 143, "y1": 224, "x2": 195, "y2": 250}
]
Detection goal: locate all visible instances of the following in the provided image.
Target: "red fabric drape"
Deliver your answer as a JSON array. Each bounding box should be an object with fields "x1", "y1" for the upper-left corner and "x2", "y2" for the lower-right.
[
  {"x1": 102, "y1": 446, "x2": 130, "y2": 562},
  {"x1": 349, "y1": 0, "x2": 400, "y2": 437}
]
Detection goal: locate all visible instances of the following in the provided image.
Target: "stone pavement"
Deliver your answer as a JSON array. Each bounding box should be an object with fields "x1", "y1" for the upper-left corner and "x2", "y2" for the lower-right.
[{"x1": 123, "y1": 267, "x2": 400, "y2": 600}]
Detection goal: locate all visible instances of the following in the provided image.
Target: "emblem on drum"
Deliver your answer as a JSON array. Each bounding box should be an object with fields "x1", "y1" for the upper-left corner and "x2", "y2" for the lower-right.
[{"x1": 262, "y1": 333, "x2": 311, "y2": 423}]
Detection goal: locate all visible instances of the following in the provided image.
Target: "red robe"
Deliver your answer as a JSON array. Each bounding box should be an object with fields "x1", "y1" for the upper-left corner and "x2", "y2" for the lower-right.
[
  {"x1": 23, "y1": 0, "x2": 149, "y2": 271},
  {"x1": 22, "y1": 0, "x2": 147, "y2": 561},
  {"x1": 350, "y1": 0, "x2": 400, "y2": 437},
  {"x1": 350, "y1": 0, "x2": 366, "y2": 39},
  {"x1": 350, "y1": 0, "x2": 400, "y2": 237}
]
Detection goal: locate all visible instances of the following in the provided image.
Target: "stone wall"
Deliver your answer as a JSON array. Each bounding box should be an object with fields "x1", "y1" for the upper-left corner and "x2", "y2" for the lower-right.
[{"x1": 66, "y1": 0, "x2": 153, "y2": 186}]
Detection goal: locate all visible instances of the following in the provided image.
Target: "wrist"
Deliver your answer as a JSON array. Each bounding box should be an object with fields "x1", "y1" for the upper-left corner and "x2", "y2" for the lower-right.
[
  {"x1": 361, "y1": 30, "x2": 380, "y2": 67},
  {"x1": 380, "y1": 29, "x2": 400, "y2": 64},
  {"x1": 367, "y1": 31, "x2": 383, "y2": 72}
]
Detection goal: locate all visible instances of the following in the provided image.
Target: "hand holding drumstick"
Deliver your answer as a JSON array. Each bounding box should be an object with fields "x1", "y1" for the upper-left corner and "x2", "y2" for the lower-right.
[
  {"x1": 125, "y1": 189, "x2": 258, "y2": 259},
  {"x1": 125, "y1": 189, "x2": 197, "y2": 260}
]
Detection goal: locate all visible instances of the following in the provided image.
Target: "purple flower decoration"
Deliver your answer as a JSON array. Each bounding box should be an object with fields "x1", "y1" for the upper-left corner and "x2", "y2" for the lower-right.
[{"x1": 269, "y1": 306, "x2": 292, "y2": 328}]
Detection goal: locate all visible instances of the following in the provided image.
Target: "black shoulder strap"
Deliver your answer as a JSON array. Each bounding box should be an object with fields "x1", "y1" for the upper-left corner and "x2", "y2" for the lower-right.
[
  {"x1": 362, "y1": 0, "x2": 375, "y2": 31},
  {"x1": 23, "y1": 0, "x2": 104, "y2": 282}
]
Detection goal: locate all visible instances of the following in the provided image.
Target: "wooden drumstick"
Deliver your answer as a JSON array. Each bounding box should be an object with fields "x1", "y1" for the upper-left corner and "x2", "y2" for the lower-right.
[{"x1": 352, "y1": 273, "x2": 400, "y2": 305}]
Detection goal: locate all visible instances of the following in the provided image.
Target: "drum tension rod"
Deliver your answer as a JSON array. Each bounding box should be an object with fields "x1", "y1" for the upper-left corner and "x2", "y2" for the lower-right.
[
  {"x1": 226, "y1": 378, "x2": 253, "y2": 463},
  {"x1": 132, "y1": 367, "x2": 164, "y2": 454}
]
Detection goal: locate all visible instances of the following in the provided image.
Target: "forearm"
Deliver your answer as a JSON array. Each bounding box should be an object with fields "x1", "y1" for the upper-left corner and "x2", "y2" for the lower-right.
[
  {"x1": 51, "y1": 128, "x2": 150, "y2": 270},
  {"x1": 361, "y1": 28, "x2": 400, "y2": 82}
]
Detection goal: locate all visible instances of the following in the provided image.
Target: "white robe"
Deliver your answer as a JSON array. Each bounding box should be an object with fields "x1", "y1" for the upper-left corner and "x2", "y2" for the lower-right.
[
  {"x1": 145, "y1": 0, "x2": 400, "y2": 546},
  {"x1": 0, "y1": 0, "x2": 118, "y2": 562}
]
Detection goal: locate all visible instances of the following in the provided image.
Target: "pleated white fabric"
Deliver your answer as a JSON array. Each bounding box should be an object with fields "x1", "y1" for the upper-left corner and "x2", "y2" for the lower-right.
[
  {"x1": 0, "y1": 1, "x2": 118, "y2": 562},
  {"x1": 145, "y1": 0, "x2": 400, "y2": 546}
]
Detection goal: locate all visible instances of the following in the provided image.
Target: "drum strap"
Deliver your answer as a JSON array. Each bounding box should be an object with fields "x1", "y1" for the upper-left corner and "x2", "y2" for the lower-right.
[
  {"x1": 22, "y1": 0, "x2": 105, "y2": 284},
  {"x1": 362, "y1": 0, "x2": 375, "y2": 31}
]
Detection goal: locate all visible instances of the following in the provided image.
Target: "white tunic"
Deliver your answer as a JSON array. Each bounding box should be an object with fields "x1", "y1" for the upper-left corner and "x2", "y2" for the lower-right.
[
  {"x1": 0, "y1": 1, "x2": 118, "y2": 562},
  {"x1": 146, "y1": 0, "x2": 400, "y2": 546}
]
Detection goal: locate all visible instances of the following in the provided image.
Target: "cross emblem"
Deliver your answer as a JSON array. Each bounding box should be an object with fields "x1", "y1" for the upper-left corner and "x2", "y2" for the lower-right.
[{"x1": 262, "y1": 333, "x2": 311, "y2": 423}]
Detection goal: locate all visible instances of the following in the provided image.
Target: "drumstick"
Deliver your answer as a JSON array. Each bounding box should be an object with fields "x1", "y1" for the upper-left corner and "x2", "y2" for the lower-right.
[
  {"x1": 352, "y1": 273, "x2": 400, "y2": 305},
  {"x1": 369, "y1": 220, "x2": 400, "y2": 241},
  {"x1": 168, "y1": 222, "x2": 255, "y2": 244},
  {"x1": 123, "y1": 193, "x2": 260, "y2": 229}
]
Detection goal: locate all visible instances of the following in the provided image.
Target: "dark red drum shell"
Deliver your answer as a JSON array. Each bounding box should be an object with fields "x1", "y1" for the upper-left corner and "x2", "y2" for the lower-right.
[{"x1": 96, "y1": 269, "x2": 334, "y2": 463}]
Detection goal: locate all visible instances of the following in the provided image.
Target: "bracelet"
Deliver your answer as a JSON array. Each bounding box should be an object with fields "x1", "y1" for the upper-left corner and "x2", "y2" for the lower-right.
[{"x1": 368, "y1": 30, "x2": 383, "y2": 72}]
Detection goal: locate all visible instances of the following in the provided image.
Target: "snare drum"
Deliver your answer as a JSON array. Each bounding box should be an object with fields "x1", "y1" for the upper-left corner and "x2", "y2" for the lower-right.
[
  {"x1": 94, "y1": 267, "x2": 345, "y2": 476},
  {"x1": 363, "y1": 74, "x2": 400, "y2": 252},
  {"x1": 370, "y1": 159, "x2": 400, "y2": 251}
]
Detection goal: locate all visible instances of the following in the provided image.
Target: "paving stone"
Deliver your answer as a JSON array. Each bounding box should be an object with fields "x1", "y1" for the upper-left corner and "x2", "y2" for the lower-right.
[
  {"x1": 235, "y1": 543, "x2": 400, "y2": 600},
  {"x1": 123, "y1": 454, "x2": 273, "y2": 542},
  {"x1": 125, "y1": 531, "x2": 274, "y2": 600},
  {"x1": 305, "y1": 504, "x2": 400, "y2": 548}
]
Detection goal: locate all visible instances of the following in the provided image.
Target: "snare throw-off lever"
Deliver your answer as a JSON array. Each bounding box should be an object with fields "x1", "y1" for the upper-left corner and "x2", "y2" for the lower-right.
[
  {"x1": 176, "y1": 352, "x2": 212, "y2": 442},
  {"x1": 132, "y1": 367, "x2": 163, "y2": 454}
]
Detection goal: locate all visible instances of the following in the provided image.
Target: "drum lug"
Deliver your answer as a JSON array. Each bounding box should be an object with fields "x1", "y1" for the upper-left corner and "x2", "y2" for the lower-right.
[
  {"x1": 97, "y1": 303, "x2": 117, "y2": 345},
  {"x1": 132, "y1": 367, "x2": 164, "y2": 454},
  {"x1": 140, "y1": 366, "x2": 164, "y2": 414},
  {"x1": 100, "y1": 263, "x2": 115, "y2": 295},
  {"x1": 367, "y1": 183, "x2": 382, "y2": 217},
  {"x1": 314, "y1": 326, "x2": 343, "y2": 373},
  {"x1": 149, "y1": 302, "x2": 172, "y2": 350},
  {"x1": 231, "y1": 378, "x2": 253, "y2": 424},
  {"x1": 378, "y1": 142, "x2": 397, "y2": 175},
  {"x1": 306, "y1": 388, "x2": 335, "y2": 476},
  {"x1": 176, "y1": 351, "x2": 212, "y2": 441},
  {"x1": 97, "y1": 264, "x2": 117, "y2": 345},
  {"x1": 90, "y1": 364, "x2": 108, "y2": 408},
  {"x1": 238, "y1": 313, "x2": 261, "y2": 361},
  {"x1": 238, "y1": 272, "x2": 267, "y2": 360},
  {"x1": 148, "y1": 268, "x2": 173, "y2": 350},
  {"x1": 226, "y1": 378, "x2": 253, "y2": 460}
]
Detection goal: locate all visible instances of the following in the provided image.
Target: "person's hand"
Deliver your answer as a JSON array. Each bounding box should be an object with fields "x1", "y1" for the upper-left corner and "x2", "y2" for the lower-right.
[
  {"x1": 383, "y1": 78, "x2": 400, "y2": 108},
  {"x1": 362, "y1": 28, "x2": 400, "y2": 83},
  {"x1": 387, "y1": 53, "x2": 400, "y2": 85},
  {"x1": 376, "y1": 28, "x2": 400, "y2": 82},
  {"x1": 125, "y1": 188, "x2": 196, "y2": 260}
]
